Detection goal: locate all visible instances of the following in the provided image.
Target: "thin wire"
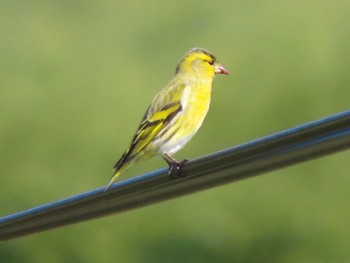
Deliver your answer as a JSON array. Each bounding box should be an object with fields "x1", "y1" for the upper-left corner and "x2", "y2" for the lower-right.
[{"x1": 1, "y1": 110, "x2": 350, "y2": 241}]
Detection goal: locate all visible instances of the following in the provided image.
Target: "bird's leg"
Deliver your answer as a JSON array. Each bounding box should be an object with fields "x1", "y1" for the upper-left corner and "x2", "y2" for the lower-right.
[{"x1": 163, "y1": 153, "x2": 189, "y2": 179}]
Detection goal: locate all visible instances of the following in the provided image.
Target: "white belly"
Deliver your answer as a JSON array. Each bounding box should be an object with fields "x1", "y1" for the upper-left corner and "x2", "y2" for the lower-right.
[{"x1": 157, "y1": 132, "x2": 195, "y2": 155}]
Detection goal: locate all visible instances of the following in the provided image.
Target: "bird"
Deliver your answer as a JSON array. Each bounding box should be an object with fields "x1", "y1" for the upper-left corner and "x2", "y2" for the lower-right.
[{"x1": 107, "y1": 47, "x2": 229, "y2": 189}]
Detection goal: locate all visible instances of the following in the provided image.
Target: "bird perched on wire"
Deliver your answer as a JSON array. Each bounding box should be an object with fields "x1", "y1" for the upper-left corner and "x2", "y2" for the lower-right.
[{"x1": 107, "y1": 47, "x2": 229, "y2": 189}]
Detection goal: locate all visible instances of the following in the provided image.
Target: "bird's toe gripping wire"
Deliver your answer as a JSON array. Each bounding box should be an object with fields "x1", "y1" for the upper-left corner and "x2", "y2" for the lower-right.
[{"x1": 163, "y1": 153, "x2": 189, "y2": 178}]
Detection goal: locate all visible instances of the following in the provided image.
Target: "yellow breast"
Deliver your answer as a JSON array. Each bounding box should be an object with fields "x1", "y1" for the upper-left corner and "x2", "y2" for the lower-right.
[{"x1": 179, "y1": 81, "x2": 212, "y2": 135}]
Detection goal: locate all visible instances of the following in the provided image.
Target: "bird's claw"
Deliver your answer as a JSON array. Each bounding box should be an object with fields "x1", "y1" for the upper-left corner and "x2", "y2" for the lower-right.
[{"x1": 168, "y1": 158, "x2": 189, "y2": 179}]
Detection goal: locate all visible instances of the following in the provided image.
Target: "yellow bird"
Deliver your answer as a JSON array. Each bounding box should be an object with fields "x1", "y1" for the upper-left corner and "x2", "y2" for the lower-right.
[{"x1": 107, "y1": 48, "x2": 229, "y2": 189}]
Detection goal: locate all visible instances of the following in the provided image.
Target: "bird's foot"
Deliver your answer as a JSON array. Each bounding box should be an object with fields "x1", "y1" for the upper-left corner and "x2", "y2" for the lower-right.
[
  {"x1": 167, "y1": 158, "x2": 189, "y2": 178},
  {"x1": 163, "y1": 153, "x2": 189, "y2": 179}
]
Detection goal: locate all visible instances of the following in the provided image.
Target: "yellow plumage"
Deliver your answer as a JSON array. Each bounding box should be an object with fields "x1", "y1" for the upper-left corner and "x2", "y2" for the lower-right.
[{"x1": 107, "y1": 48, "x2": 229, "y2": 189}]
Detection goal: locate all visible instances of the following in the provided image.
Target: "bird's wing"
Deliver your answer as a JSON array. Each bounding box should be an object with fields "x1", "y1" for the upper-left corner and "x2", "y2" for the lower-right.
[
  {"x1": 112, "y1": 100, "x2": 183, "y2": 177},
  {"x1": 133, "y1": 102, "x2": 182, "y2": 152},
  {"x1": 126, "y1": 100, "x2": 183, "y2": 160},
  {"x1": 113, "y1": 82, "x2": 187, "y2": 173}
]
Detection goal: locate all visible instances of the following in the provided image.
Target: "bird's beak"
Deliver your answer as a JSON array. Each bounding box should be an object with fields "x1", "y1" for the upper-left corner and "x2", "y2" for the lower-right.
[{"x1": 214, "y1": 64, "x2": 229, "y2": 75}]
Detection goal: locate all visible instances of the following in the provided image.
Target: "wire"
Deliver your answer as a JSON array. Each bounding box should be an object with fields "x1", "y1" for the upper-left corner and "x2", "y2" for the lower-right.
[{"x1": 1, "y1": 110, "x2": 350, "y2": 241}]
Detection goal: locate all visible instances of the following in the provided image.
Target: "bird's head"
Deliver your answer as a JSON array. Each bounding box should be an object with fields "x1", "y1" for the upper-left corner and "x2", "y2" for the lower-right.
[{"x1": 175, "y1": 47, "x2": 229, "y2": 79}]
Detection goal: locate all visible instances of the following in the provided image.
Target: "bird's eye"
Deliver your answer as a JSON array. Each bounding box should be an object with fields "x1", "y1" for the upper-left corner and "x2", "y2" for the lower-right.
[{"x1": 207, "y1": 60, "x2": 214, "y2": 65}]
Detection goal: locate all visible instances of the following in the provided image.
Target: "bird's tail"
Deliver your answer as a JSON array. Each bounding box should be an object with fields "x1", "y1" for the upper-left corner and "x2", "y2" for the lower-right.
[{"x1": 105, "y1": 152, "x2": 134, "y2": 190}]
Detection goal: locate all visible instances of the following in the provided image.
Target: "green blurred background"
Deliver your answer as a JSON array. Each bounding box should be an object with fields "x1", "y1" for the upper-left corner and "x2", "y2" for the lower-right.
[{"x1": 1, "y1": 0, "x2": 350, "y2": 262}]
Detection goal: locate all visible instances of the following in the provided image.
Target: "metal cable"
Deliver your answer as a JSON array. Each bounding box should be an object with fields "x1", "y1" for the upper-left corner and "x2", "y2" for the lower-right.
[{"x1": 1, "y1": 110, "x2": 350, "y2": 241}]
